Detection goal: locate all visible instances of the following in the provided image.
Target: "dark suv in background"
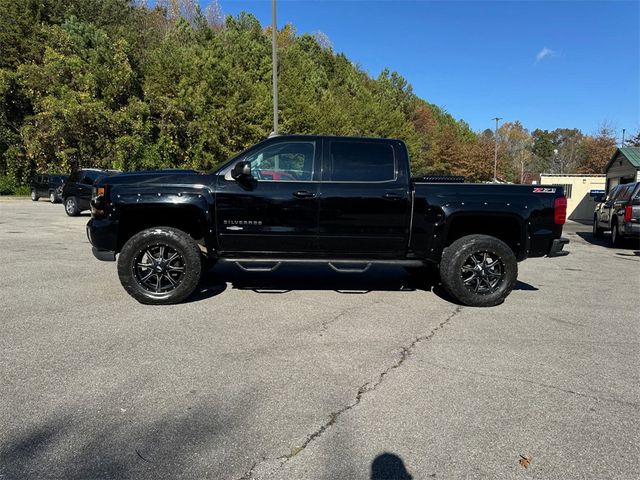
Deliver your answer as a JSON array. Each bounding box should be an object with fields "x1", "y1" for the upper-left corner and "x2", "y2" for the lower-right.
[
  {"x1": 62, "y1": 168, "x2": 120, "y2": 216},
  {"x1": 593, "y1": 182, "x2": 640, "y2": 246},
  {"x1": 30, "y1": 174, "x2": 68, "y2": 203}
]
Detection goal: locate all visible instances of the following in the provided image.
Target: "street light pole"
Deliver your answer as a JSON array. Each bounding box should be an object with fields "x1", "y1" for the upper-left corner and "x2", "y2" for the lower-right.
[
  {"x1": 271, "y1": 0, "x2": 278, "y2": 136},
  {"x1": 492, "y1": 117, "x2": 502, "y2": 182}
]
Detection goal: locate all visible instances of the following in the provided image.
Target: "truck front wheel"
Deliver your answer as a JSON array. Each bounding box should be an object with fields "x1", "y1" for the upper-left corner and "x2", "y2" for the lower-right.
[
  {"x1": 117, "y1": 227, "x2": 202, "y2": 305},
  {"x1": 439, "y1": 234, "x2": 517, "y2": 307}
]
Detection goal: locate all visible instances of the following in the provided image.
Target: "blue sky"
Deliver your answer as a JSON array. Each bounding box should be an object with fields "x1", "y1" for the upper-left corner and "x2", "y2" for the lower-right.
[{"x1": 211, "y1": 1, "x2": 639, "y2": 138}]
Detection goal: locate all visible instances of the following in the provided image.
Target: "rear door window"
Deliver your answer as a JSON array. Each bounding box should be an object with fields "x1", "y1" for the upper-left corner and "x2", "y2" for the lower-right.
[
  {"x1": 607, "y1": 185, "x2": 622, "y2": 201},
  {"x1": 327, "y1": 141, "x2": 395, "y2": 182},
  {"x1": 617, "y1": 185, "x2": 632, "y2": 202}
]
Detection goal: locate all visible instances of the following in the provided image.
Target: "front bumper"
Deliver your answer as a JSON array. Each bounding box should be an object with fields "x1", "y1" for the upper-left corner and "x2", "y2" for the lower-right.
[
  {"x1": 547, "y1": 237, "x2": 570, "y2": 257},
  {"x1": 87, "y1": 218, "x2": 118, "y2": 261},
  {"x1": 92, "y1": 246, "x2": 116, "y2": 261}
]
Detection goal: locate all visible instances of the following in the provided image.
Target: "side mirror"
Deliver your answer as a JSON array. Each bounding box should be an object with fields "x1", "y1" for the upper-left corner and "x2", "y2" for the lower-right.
[{"x1": 231, "y1": 161, "x2": 252, "y2": 181}]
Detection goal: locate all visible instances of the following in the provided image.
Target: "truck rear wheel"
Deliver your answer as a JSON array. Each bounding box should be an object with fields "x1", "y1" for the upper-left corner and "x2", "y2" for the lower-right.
[
  {"x1": 117, "y1": 227, "x2": 202, "y2": 305},
  {"x1": 439, "y1": 234, "x2": 517, "y2": 307}
]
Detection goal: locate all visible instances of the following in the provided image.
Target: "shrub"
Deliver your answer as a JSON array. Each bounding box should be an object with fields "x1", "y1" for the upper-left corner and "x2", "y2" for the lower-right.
[{"x1": 0, "y1": 175, "x2": 29, "y2": 195}]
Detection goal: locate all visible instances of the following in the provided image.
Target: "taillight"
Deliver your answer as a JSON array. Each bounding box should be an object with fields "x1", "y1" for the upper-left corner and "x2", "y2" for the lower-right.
[
  {"x1": 554, "y1": 196, "x2": 567, "y2": 225},
  {"x1": 91, "y1": 186, "x2": 106, "y2": 218},
  {"x1": 624, "y1": 205, "x2": 632, "y2": 222}
]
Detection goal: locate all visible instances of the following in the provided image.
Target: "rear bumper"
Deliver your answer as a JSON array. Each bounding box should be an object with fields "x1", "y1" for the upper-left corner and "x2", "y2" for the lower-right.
[
  {"x1": 623, "y1": 222, "x2": 640, "y2": 238},
  {"x1": 547, "y1": 237, "x2": 570, "y2": 257}
]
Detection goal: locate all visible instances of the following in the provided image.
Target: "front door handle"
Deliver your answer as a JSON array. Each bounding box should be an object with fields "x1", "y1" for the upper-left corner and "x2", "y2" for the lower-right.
[
  {"x1": 293, "y1": 190, "x2": 316, "y2": 199},
  {"x1": 382, "y1": 192, "x2": 402, "y2": 201}
]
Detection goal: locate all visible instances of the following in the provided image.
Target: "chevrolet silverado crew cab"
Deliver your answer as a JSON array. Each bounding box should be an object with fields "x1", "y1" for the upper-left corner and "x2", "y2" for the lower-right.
[{"x1": 87, "y1": 135, "x2": 569, "y2": 307}]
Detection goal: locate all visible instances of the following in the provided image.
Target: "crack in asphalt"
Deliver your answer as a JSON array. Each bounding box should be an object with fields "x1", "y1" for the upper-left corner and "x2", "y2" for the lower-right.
[
  {"x1": 235, "y1": 305, "x2": 463, "y2": 480},
  {"x1": 319, "y1": 299, "x2": 384, "y2": 335},
  {"x1": 236, "y1": 459, "x2": 262, "y2": 480}
]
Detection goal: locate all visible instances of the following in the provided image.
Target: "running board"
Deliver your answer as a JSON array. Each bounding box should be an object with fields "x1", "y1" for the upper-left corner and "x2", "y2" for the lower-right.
[
  {"x1": 222, "y1": 258, "x2": 425, "y2": 273},
  {"x1": 234, "y1": 261, "x2": 282, "y2": 272}
]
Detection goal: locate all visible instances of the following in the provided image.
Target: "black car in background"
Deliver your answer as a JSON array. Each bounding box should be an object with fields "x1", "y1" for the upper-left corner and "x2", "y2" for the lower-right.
[
  {"x1": 593, "y1": 182, "x2": 640, "y2": 246},
  {"x1": 62, "y1": 168, "x2": 120, "y2": 216},
  {"x1": 30, "y1": 174, "x2": 68, "y2": 203}
]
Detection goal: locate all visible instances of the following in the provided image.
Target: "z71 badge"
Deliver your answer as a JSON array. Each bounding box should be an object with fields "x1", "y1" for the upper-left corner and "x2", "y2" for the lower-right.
[{"x1": 533, "y1": 187, "x2": 556, "y2": 193}]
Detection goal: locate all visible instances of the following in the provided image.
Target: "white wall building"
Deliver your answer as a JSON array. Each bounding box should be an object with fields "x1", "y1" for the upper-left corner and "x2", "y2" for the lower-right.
[{"x1": 540, "y1": 174, "x2": 606, "y2": 221}]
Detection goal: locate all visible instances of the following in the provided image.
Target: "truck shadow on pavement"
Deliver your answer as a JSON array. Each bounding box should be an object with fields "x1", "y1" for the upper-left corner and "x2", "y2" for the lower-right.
[{"x1": 189, "y1": 262, "x2": 538, "y2": 304}]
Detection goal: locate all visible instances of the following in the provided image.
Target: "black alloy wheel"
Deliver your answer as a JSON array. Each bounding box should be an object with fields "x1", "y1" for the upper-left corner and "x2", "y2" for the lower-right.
[
  {"x1": 118, "y1": 227, "x2": 202, "y2": 305},
  {"x1": 133, "y1": 245, "x2": 186, "y2": 294},
  {"x1": 439, "y1": 234, "x2": 517, "y2": 307},
  {"x1": 460, "y1": 251, "x2": 505, "y2": 294}
]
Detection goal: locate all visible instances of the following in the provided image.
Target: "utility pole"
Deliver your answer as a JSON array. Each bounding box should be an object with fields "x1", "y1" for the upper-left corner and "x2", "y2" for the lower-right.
[
  {"x1": 271, "y1": 0, "x2": 279, "y2": 136},
  {"x1": 492, "y1": 117, "x2": 502, "y2": 182}
]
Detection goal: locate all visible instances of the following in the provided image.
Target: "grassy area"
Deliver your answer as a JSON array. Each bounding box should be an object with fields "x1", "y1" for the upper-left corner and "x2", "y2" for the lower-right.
[{"x1": 0, "y1": 176, "x2": 30, "y2": 196}]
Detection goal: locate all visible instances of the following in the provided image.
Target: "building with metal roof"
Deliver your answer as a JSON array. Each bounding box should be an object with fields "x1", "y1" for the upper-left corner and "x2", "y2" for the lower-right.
[{"x1": 605, "y1": 147, "x2": 640, "y2": 192}]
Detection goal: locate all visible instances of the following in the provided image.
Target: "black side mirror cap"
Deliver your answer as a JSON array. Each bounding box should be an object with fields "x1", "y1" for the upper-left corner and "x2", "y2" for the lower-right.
[{"x1": 231, "y1": 161, "x2": 252, "y2": 181}]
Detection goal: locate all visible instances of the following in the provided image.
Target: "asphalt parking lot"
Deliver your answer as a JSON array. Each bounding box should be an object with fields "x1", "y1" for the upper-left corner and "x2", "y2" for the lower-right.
[{"x1": 1, "y1": 198, "x2": 638, "y2": 480}]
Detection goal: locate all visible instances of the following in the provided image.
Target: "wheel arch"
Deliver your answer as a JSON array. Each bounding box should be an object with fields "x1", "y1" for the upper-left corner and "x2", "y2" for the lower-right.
[
  {"x1": 443, "y1": 213, "x2": 526, "y2": 260},
  {"x1": 116, "y1": 204, "x2": 211, "y2": 254}
]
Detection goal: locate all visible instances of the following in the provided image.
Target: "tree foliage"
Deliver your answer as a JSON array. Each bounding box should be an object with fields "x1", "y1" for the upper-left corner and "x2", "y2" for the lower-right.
[{"x1": 0, "y1": 0, "x2": 626, "y2": 190}]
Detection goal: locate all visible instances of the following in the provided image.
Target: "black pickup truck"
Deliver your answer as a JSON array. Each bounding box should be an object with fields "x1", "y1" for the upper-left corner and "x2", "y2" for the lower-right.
[{"x1": 87, "y1": 135, "x2": 569, "y2": 307}]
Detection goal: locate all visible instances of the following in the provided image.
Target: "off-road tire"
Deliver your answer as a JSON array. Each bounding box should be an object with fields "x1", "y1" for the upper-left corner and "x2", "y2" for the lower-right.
[
  {"x1": 64, "y1": 196, "x2": 80, "y2": 216},
  {"x1": 117, "y1": 227, "x2": 202, "y2": 305},
  {"x1": 439, "y1": 234, "x2": 517, "y2": 307},
  {"x1": 31, "y1": 190, "x2": 39, "y2": 201}
]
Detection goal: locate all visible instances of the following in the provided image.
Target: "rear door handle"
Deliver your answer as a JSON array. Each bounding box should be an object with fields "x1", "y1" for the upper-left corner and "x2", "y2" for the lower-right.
[
  {"x1": 293, "y1": 190, "x2": 316, "y2": 199},
  {"x1": 382, "y1": 192, "x2": 402, "y2": 201}
]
